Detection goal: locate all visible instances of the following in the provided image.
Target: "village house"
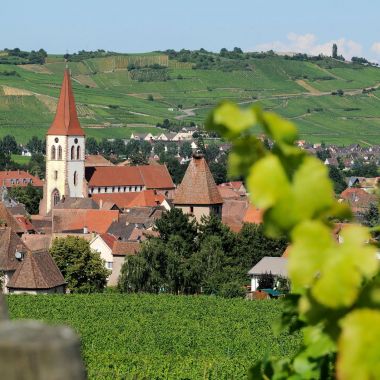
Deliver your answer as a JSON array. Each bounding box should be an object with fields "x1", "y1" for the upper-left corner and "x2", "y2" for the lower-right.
[{"x1": 0, "y1": 170, "x2": 43, "y2": 189}]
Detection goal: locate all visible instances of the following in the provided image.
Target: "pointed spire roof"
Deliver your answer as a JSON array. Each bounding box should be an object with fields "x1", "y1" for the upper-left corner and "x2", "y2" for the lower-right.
[
  {"x1": 174, "y1": 153, "x2": 223, "y2": 205},
  {"x1": 47, "y1": 69, "x2": 85, "y2": 136}
]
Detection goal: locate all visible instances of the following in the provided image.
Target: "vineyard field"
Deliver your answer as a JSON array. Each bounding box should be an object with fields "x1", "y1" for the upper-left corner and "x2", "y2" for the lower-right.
[{"x1": 7, "y1": 294, "x2": 301, "y2": 380}]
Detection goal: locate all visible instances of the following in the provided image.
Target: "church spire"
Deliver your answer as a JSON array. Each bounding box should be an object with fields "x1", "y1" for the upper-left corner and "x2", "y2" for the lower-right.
[{"x1": 47, "y1": 69, "x2": 85, "y2": 136}]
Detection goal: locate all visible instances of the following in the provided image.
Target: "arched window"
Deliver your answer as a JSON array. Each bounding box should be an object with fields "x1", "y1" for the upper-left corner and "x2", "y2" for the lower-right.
[
  {"x1": 77, "y1": 146, "x2": 81, "y2": 160},
  {"x1": 52, "y1": 189, "x2": 60, "y2": 206},
  {"x1": 71, "y1": 146, "x2": 75, "y2": 160},
  {"x1": 51, "y1": 145, "x2": 56, "y2": 160},
  {"x1": 73, "y1": 171, "x2": 77, "y2": 186},
  {"x1": 58, "y1": 146, "x2": 62, "y2": 160}
]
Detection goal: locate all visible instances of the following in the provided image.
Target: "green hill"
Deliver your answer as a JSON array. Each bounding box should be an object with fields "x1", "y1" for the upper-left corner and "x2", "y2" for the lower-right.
[{"x1": 0, "y1": 50, "x2": 380, "y2": 144}]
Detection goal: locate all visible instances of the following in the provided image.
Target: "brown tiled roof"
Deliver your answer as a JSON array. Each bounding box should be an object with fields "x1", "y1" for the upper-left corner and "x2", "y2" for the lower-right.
[
  {"x1": 54, "y1": 197, "x2": 99, "y2": 210},
  {"x1": 30, "y1": 215, "x2": 52, "y2": 234},
  {"x1": 7, "y1": 250, "x2": 66, "y2": 290},
  {"x1": 22, "y1": 234, "x2": 52, "y2": 252},
  {"x1": 0, "y1": 171, "x2": 43, "y2": 188},
  {"x1": 217, "y1": 186, "x2": 241, "y2": 200},
  {"x1": 85, "y1": 155, "x2": 114, "y2": 167},
  {"x1": 112, "y1": 241, "x2": 140, "y2": 256},
  {"x1": 92, "y1": 190, "x2": 165, "y2": 209},
  {"x1": 174, "y1": 155, "x2": 223, "y2": 205},
  {"x1": 86, "y1": 164, "x2": 174, "y2": 189},
  {"x1": 0, "y1": 227, "x2": 29, "y2": 271},
  {"x1": 47, "y1": 69, "x2": 85, "y2": 136},
  {"x1": 124, "y1": 207, "x2": 164, "y2": 226},
  {"x1": 53, "y1": 209, "x2": 119, "y2": 234},
  {"x1": 0, "y1": 202, "x2": 24, "y2": 233},
  {"x1": 222, "y1": 199, "x2": 248, "y2": 232}
]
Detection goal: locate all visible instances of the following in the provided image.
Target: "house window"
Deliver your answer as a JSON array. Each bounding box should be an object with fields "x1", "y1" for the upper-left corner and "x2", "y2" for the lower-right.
[
  {"x1": 77, "y1": 146, "x2": 80, "y2": 160},
  {"x1": 51, "y1": 145, "x2": 56, "y2": 160},
  {"x1": 106, "y1": 262, "x2": 113, "y2": 269},
  {"x1": 190, "y1": 206, "x2": 194, "y2": 214},
  {"x1": 73, "y1": 171, "x2": 77, "y2": 186},
  {"x1": 58, "y1": 146, "x2": 62, "y2": 160},
  {"x1": 71, "y1": 146, "x2": 75, "y2": 160},
  {"x1": 54, "y1": 171, "x2": 58, "y2": 180}
]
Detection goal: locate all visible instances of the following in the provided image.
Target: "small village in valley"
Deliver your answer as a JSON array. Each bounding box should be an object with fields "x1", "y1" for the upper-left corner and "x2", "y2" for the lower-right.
[{"x1": 1, "y1": 1, "x2": 380, "y2": 379}]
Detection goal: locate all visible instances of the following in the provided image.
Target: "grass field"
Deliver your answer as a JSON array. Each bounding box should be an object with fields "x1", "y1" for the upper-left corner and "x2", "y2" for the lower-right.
[
  {"x1": 7, "y1": 294, "x2": 300, "y2": 380},
  {"x1": 1, "y1": 53, "x2": 380, "y2": 144}
]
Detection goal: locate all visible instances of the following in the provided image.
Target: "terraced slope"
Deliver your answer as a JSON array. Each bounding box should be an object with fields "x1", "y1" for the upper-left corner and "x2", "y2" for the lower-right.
[{"x1": 0, "y1": 53, "x2": 380, "y2": 144}]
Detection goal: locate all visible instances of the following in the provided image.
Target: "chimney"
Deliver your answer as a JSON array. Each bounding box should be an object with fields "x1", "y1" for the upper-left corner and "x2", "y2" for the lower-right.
[
  {"x1": 83, "y1": 226, "x2": 88, "y2": 234},
  {"x1": 99, "y1": 199, "x2": 103, "y2": 209}
]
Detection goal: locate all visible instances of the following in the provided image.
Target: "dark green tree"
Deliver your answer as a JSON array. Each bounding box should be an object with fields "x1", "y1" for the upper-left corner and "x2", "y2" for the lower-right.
[
  {"x1": 179, "y1": 141, "x2": 192, "y2": 158},
  {"x1": 332, "y1": 43, "x2": 338, "y2": 58},
  {"x1": 86, "y1": 137, "x2": 99, "y2": 154},
  {"x1": 9, "y1": 184, "x2": 42, "y2": 215},
  {"x1": 26, "y1": 136, "x2": 45, "y2": 154},
  {"x1": 50, "y1": 236, "x2": 109, "y2": 293},
  {"x1": 329, "y1": 165, "x2": 347, "y2": 194}
]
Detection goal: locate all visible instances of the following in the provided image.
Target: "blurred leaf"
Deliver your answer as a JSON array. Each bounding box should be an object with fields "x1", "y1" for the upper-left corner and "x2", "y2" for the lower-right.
[{"x1": 337, "y1": 309, "x2": 380, "y2": 380}]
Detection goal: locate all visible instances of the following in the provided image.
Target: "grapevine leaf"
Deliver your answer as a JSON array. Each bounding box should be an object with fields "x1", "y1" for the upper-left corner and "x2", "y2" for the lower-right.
[
  {"x1": 247, "y1": 155, "x2": 291, "y2": 209},
  {"x1": 208, "y1": 102, "x2": 256, "y2": 138},
  {"x1": 337, "y1": 309, "x2": 380, "y2": 380},
  {"x1": 261, "y1": 112, "x2": 298, "y2": 144}
]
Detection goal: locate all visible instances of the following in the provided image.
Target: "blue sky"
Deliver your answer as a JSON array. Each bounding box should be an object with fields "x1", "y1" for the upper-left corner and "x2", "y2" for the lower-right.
[{"x1": 2, "y1": 0, "x2": 380, "y2": 60}]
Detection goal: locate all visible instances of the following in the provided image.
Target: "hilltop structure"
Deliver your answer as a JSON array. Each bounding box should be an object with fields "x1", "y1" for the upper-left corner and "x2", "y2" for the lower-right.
[{"x1": 173, "y1": 151, "x2": 223, "y2": 221}]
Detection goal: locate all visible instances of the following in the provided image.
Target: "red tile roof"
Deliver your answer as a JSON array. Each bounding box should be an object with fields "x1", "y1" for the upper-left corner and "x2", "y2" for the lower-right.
[
  {"x1": 100, "y1": 233, "x2": 117, "y2": 249},
  {"x1": 0, "y1": 171, "x2": 43, "y2": 187},
  {"x1": 47, "y1": 69, "x2": 85, "y2": 136},
  {"x1": 174, "y1": 154, "x2": 223, "y2": 205},
  {"x1": 87, "y1": 165, "x2": 174, "y2": 189},
  {"x1": 0, "y1": 227, "x2": 29, "y2": 271},
  {"x1": 53, "y1": 209, "x2": 119, "y2": 234},
  {"x1": 14, "y1": 216, "x2": 35, "y2": 232},
  {"x1": 7, "y1": 250, "x2": 66, "y2": 290},
  {"x1": 92, "y1": 190, "x2": 165, "y2": 209},
  {"x1": 243, "y1": 204, "x2": 263, "y2": 224}
]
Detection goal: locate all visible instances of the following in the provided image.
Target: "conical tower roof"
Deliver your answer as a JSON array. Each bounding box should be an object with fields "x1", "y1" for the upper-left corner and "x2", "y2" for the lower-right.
[
  {"x1": 174, "y1": 153, "x2": 223, "y2": 205},
  {"x1": 47, "y1": 69, "x2": 85, "y2": 136}
]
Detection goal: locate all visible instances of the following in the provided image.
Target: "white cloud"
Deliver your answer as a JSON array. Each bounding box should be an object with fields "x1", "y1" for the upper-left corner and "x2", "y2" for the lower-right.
[
  {"x1": 371, "y1": 42, "x2": 380, "y2": 56},
  {"x1": 255, "y1": 33, "x2": 362, "y2": 59}
]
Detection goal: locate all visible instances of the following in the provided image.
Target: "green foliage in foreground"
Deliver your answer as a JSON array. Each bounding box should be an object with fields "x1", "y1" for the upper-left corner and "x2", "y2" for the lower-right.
[
  {"x1": 7, "y1": 294, "x2": 301, "y2": 379},
  {"x1": 207, "y1": 103, "x2": 380, "y2": 379}
]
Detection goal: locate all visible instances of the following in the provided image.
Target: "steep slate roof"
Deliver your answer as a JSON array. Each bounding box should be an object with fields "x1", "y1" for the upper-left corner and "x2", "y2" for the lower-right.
[
  {"x1": 52, "y1": 209, "x2": 119, "y2": 234},
  {"x1": 174, "y1": 154, "x2": 223, "y2": 205},
  {"x1": 0, "y1": 227, "x2": 29, "y2": 271},
  {"x1": 0, "y1": 202, "x2": 24, "y2": 234},
  {"x1": 0, "y1": 171, "x2": 43, "y2": 188},
  {"x1": 47, "y1": 69, "x2": 85, "y2": 136},
  {"x1": 7, "y1": 250, "x2": 66, "y2": 290},
  {"x1": 85, "y1": 164, "x2": 174, "y2": 189}
]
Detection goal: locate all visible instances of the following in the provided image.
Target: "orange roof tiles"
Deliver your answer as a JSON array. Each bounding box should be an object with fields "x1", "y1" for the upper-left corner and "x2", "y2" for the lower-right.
[
  {"x1": 47, "y1": 69, "x2": 85, "y2": 136},
  {"x1": 0, "y1": 171, "x2": 43, "y2": 188},
  {"x1": 93, "y1": 190, "x2": 165, "y2": 209},
  {"x1": 53, "y1": 209, "x2": 119, "y2": 234},
  {"x1": 243, "y1": 204, "x2": 263, "y2": 224},
  {"x1": 0, "y1": 202, "x2": 24, "y2": 233},
  {"x1": 174, "y1": 154, "x2": 223, "y2": 205},
  {"x1": 86, "y1": 164, "x2": 174, "y2": 189},
  {"x1": 100, "y1": 233, "x2": 117, "y2": 249}
]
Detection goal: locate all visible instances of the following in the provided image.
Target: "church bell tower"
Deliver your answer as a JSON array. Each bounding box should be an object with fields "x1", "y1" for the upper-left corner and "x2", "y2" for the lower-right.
[{"x1": 40, "y1": 69, "x2": 86, "y2": 215}]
